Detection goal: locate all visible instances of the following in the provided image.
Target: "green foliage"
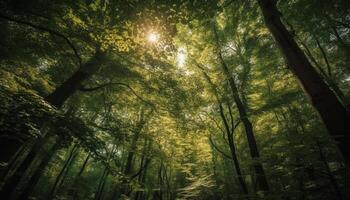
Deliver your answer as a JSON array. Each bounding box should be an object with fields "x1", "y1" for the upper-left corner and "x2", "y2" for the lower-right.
[{"x1": 1, "y1": 0, "x2": 350, "y2": 200}]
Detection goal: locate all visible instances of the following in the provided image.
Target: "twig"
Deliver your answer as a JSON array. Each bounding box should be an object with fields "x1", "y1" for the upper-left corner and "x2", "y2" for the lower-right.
[{"x1": 209, "y1": 134, "x2": 232, "y2": 159}]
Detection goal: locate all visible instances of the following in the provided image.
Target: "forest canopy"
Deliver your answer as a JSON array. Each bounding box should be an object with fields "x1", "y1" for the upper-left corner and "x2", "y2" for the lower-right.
[{"x1": 0, "y1": 0, "x2": 350, "y2": 199}]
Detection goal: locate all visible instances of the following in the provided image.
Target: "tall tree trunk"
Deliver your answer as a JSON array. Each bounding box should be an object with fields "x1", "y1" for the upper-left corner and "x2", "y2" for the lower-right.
[
  {"x1": 0, "y1": 134, "x2": 49, "y2": 199},
  {"x1": 94, "y1": 167, "x2": 109, "y2": 200},
  {"x1": 118, "y1": 110, "x2": 150, "y2": 199},
  {"x1": 134, "y1": 140, "x2": 152, "y2": 200},
  {"x1": 44, "y1": 49, "x2": 105, "y2": 108},
  {"x1": 48, "y1": 142, "x2": 79, "y2": 199},
  {"x1": 196, "y1": 65, "x2": 250, "y2": 197},
  {"x1": 56, "y1": 146, "x2": 80, "y2": 193},
  {"x1": 227, "y1": 75, "x2": 269, "y2": 192},
  {"x1": 0, "y1": 139, "x2": 28, "y2": 182},
  {"x1": 227, "y1": 134, "x2": 250, "y2": 196},
  {"x1": 0, "y1": 137, "x2": 23, "y2": 165},
  {"x1": 257, "y1": 0, "x2": 350, "y2": 165},
  {"x1": 98, "y1": 144, "x2": 118, "y2": 200},
  {"x1": 300, "y1": 41, "x2": 345, "y2": 101},
  {"x1": 72, "y1": 152, "x2": 91, "y2": 200},
  {"x1": 213, "y1": 27, "x2": 270, "y2": 191},
  {"x1": 125, "y1": 139, "x2": 139, "y2": 174},
  {"x1": 16, "y1": 137, "x2": 63, "y2": 200}
]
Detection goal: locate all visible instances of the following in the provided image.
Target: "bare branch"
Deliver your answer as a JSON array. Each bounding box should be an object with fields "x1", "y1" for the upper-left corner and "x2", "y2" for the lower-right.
[
  {"x1": 204, "y1": 112, "x2": 226, "y2": 135},
  {"x1": 231, "y1": 119, "x2": 241, "y2": 137},
  {"x1": 209, "y1": 135, "x2": 232, "y2": 159}
]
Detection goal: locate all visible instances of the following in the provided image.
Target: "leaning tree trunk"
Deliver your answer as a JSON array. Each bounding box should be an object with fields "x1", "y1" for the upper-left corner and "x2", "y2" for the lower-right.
[
  {"x1": 44, "y1": 49, "x2": 105, "y2": 108},
  {"x1": 94, "y1": 169, "x2": 109, "y2": 200},
  {"x1": 0, "y1": 140, "x2": 27, "y2": 182},
  {"x1": 72, "y1": 152, "x2": 91, "y2": 199},
  {"x1": 0, "y1": 134, "x2": 49, "y2": 199},
  {"x1": 257, "y1": 0, "x2": 350, "y2": 165},
  {"x1": 16, "y1": 137, "x2": 63, "y2": 200},
  {"x1": 48, "y1": 142, "x2": 79, "y2": 199}
]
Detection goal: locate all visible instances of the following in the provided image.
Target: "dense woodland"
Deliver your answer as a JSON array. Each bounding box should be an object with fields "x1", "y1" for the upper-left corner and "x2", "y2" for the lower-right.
[{"x1": 1, "y1": 0, "x2": 350, "y2": 199}]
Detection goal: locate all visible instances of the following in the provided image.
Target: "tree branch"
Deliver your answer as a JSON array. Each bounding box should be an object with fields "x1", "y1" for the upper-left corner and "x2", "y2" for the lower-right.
[
  {"x1": 231, "y1": 119, "x2": 241, "y2": 137},
  {"x1": 0, "y1": 12, "x2": 82, "y2": 67},
  {"x1": 80, "y1": 82, "x2": 155, "y2": 109},
  {"x1": 130, "y1": 158, "x2": 151, "y2": 179},
  {"x1": 204, "y1": 112, "x2": 226, "y2": 136},
  {"x1": 209, "y1": 135, "x2": 232, "y2": 159}
]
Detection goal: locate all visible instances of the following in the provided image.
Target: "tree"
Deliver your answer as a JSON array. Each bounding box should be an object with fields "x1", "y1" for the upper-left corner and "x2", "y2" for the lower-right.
[{"x1": 256, "y1": 0, "x2": 350, "y2": 165}]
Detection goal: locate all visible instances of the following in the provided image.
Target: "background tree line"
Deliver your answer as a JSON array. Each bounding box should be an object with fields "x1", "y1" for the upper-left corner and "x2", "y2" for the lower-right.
[{"x1": 0, "y1": 0, "x2": 349, "y2": 199}]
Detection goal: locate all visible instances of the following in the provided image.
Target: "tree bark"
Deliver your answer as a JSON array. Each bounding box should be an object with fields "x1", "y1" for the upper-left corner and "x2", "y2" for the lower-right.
[
  {"x1": 0, "y1": 139, "x2": 27, "y2": 182},
  {"x1": 300, "y1": 41, "x2": 345, "y2": 101},
  {"x1": 16, "y1": 137, "x2": 62, "y2": 200},
  {"x1": 44, "y1": 49, "x2": 105, "y2": 108},
  {"x1": 0, "y1": 134, "x2": 49, "y2": 199},
  {"x1": 0, "y1": 137, "x2": 23, "y2": 164},
  {"x1": 257, "y1": 0, "x2": 350, "y2": 165}
]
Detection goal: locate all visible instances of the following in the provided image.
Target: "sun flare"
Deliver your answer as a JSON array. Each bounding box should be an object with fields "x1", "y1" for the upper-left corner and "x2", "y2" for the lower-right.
[{"x1": 147, "y1": 32, "x2": 159, "y2": 43}]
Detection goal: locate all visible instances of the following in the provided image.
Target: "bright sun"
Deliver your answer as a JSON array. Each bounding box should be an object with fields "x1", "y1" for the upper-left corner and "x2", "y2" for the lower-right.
[{"x1": 147, "y1": 32, "x2": 159, "y2": 43}]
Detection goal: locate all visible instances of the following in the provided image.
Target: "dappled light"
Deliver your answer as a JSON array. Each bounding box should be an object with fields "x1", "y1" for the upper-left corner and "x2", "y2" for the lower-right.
[
  {"x1": 176, "y1": 47, "x2": 187, "y2": 68},
  {"x1": 0, "y1": 1, "x2": 350, "y2": 200}
]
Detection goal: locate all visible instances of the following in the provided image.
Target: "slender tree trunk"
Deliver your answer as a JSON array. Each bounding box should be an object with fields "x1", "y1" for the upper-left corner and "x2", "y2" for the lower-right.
[
  {"x1": 314, "y1": 36, "x2": 332, "y2": 78},
  {"x1": 44, "y1": 50, "x2": 105, "y2": 108},
  {"x1": 295, "y1": 158, "x2": 306, "y2": 200},
  {"x1": 197, "y1": 66, "x2": 250, "y2": 197},
  {"x1": 313, "y1": 37, "x2": 346, "y2": 100},
  {"x1": 257, "y1": 0, "x2": 350, "y2": 165},
  {"x1": 227, "y1": 135, "x2": 250, "y2": 196},
  {"x1": 153, "y1": 163, "x2": 163, "y2": 200},
  {"x1": 97, "y1": 171, "x2": 109, "y2": 200},
  {"x1": 330, "y1": 26, "x2": 350, "y2": 59},
  {"x1": 97, "y1": 144, "x2": 117, "y2": 200},
  {"x1": 72, "y1": 152, "x2": 91, "y2": 199},
  {"x1": 48, "y1": 142, "x2": 79, "y2": 199},
  {"x1": 219, "y1": 103, "x2": 250, "y2": 197},
  {"x1": 317, "y1": 140, "x2": 344, "y2": 200},
  {"x1": 213, "y1": 27, "x2": 269, "y2": 191},
  {"x1": 94, "y1": 167, "x2": 109, "y2": 200},
  {"x1": 134, "y1": 140, "x2": 152, "y2": 200},
  {"x1": 118, "y1": 111, "x2": 150, "y2": 198},
  {"x1": 56, "y1": 146, "x2": 80, "y2": 193},
  {"x1": 16, "y1": 137, "x2": 63, "y2": 200}
]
